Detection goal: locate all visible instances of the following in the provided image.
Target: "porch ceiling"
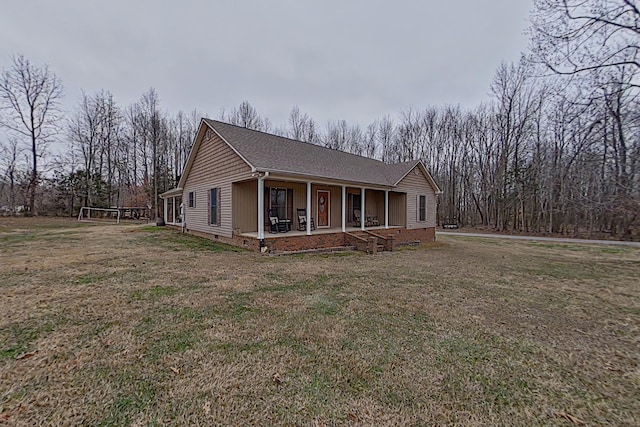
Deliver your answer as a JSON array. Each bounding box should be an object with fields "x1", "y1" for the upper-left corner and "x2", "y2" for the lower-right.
[
  {"x1": 261, "y1": 172, "x2": 394, "y2": 191},
  {"x1": 160, "y1": 187, "x2": 183, "y2": 198}
]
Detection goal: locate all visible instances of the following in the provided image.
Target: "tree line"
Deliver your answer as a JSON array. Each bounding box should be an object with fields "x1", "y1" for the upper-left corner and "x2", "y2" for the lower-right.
[{"x1": 1, "y1": 0, "x2": 638, "y2": 239}]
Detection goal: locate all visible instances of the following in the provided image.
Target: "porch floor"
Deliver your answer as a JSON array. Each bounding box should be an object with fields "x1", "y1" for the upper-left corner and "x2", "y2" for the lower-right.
[{"x1": 239, "y1": 226, "x2": 401, "y2": 239}]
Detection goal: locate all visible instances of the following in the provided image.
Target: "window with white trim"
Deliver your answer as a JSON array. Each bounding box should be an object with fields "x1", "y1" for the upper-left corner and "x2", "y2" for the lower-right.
[{"x1": 188, "y1": 191, "x2": 195, "y2": 208}]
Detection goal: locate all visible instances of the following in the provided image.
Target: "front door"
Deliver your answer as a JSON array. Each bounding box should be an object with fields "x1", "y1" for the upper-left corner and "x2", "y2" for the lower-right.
[{"x1": 317, "y1": 190, "x2": 330, "y2": 227}]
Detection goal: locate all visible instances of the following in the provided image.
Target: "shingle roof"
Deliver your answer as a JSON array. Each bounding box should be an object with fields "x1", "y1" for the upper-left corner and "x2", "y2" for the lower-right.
[{"x1": 204, "y1": 119, "x2": 423, "y2": 187}]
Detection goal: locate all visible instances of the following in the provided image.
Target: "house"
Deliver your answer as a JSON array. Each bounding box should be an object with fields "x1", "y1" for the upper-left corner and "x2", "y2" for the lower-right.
[{"x1": 160, "y1": 119, "x2": 442, "y2": 253}]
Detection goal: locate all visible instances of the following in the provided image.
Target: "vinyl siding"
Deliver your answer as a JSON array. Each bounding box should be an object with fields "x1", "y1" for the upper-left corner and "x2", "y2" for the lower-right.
[
  {"x1": 232, "y1": 180, "x2": 257, "y2": 233},
  {"x1": 364, "y1": 190, "x2": 384, "y2": 223},
  {"x1": 395, "y1": 166, "x2": 437, "y2": 229},
  {"x1": 388, "y1": 192, "x2": 406, "y2": 227},
  {"x1": 183, "y1": 129, "x2": 253, "y2": 237}
]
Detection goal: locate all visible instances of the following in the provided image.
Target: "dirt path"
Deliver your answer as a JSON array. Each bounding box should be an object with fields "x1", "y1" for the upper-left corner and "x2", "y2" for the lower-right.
[{"x1": 438, "y1": 230, "x2": 640, "y2": 247}]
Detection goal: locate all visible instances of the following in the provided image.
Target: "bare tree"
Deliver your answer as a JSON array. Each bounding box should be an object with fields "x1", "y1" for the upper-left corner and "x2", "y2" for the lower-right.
[
  {"x1": 377, "y1": 116, "x2": 396, "y2": 163},
  {"x1": 0, "y1": 54, "x2": 63, "y2": 214},
  {"x1": 286, "y1": 106, "x2": 320, "y2": 144},
  {"x1": 531, "y1": 0, "x2": 640, "y2": 78},
  {"x1": 67, "y1": 90, "x2": 120, "y2": 208},
  {"x1": 0, "y1": 138, "x2": 22, "y2": 212},
  {"x1": 220, "y1": 100, "x2": 271, "y2": 132}
]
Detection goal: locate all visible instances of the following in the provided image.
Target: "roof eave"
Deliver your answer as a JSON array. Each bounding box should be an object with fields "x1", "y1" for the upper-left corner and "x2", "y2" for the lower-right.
[{"x1": 160, "y1": 187, "x2": 183, "y2": 198}]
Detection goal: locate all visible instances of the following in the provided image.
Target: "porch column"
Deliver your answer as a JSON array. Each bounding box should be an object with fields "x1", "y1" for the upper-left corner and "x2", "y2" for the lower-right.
[
  {"x1": 257, "y1": 177, "x2": 265, "y2": 240},
  {"x1": 361, "y1": 187, "x2": 366, "y2": 231},
  {"x1": 163, "y1": 197, "x2": 168, "y2": 222},
  {"x1": 306, "y1": 181, "x2": 312, "y2": 235},
  {"x1": 384, "y1": 190, "x2": 389, "y2": 229},
  {"x1": 172, "y1": 196, "x2": 176, "y2": 224},
  {"x1": 341, "y1": 185, "x2": 346, "y2": 232}
]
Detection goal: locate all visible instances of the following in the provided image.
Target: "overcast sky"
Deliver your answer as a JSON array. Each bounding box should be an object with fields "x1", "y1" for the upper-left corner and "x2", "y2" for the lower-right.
[{"x1": 1, "y1": 0, "x2": 533, "y2": 129}]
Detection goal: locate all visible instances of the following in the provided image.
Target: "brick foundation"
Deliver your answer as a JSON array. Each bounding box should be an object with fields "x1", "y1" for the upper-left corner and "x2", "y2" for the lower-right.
[
  {"x1": 379, "y1": 227, "x2": 436, "y2": 246},
  {"x1": 185, "y1": 228, "x2": 262, "y2": 251},
  {"x1": 180, "y1": 226, "x2": 436, "y2": 253},
  {"x1": 265, "y1": 232, "x2": 347, "y2": 252}
]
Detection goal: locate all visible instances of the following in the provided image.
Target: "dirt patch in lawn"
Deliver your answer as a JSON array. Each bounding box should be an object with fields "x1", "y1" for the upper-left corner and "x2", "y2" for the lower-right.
[{"x1": 1, "y1": 217, "x2": 639, "y2": 425}]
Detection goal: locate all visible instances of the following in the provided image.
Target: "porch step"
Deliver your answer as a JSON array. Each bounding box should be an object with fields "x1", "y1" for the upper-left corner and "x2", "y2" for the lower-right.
[
  {"x1": 344, "y1": 231, "x2": 390, "y2": 254},
  {"x1": 351, "y1": 232, "x2": 370, "y2": 239}
]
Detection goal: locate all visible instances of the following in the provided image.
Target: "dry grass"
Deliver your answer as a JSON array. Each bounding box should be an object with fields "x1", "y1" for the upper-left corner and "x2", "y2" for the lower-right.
[{"x1": 1, "y1": 218, "x2": 639, "y2": 426}]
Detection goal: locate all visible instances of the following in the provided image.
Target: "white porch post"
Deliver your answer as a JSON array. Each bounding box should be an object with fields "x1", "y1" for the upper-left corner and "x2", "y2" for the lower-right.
[
  {"x1": 163, "y1": 197, "x2": 168, "y2": 222},
  {"x1": 361, "y1": 187, "x2": 366, "y2": 231},
  {"x1": 306, "y1": 181, "x2": 311, "y2": 236},
  {"x1": 257, "y1": 177, "x2": 265, "y2": 240},
  {"x1": 172, "y1": 196, "x2": 176, "y2": 223},
  {"x1": 306, "y1": 181, "x2": 312, "y2": 235},
  {"x1": 341, "y1": 185, "x2": 346, "y2": 232},
  {"x1": 384, "y1": 190, "x2": 389, "y2": 229}
]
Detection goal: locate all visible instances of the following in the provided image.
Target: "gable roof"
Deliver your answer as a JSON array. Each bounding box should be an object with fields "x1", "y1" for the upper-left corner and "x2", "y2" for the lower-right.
[{"x1": 177, "y1": 119, "x2": 441, "y2": 192}]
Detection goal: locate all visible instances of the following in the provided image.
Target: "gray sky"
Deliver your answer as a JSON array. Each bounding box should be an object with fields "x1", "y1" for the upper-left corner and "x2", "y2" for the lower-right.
[{"x1": 1, "y1": 0, "x2": 532, "y2": 129}]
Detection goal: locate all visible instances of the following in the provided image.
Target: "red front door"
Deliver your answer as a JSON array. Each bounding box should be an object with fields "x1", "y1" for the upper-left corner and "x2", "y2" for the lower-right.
[{"x1": 317, "y1": 190, "x2": 330, "y2": 227}]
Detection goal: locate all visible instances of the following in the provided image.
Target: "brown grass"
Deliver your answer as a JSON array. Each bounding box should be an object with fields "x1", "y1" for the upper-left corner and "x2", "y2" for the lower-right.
[{"x1": 1, "y1": 218, "x2": 639, "y2": 426}]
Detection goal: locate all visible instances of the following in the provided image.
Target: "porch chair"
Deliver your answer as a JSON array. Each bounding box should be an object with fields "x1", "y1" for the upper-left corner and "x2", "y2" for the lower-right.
[
  {"x1": 268, "y1": 208, "x2": 291, "y2": 233},
  {"x1": 296, "y1": 208, "x2": 315, "y2": 231},
  {"x1": 269, "y1": 216, "x2": 288, "y2": 233},
  {"x1": 353, "y1": 209, "x2": 362, "y2": 227},
  {"x1": 366, "y1": 213, "x2": 380, "y2": 227}
]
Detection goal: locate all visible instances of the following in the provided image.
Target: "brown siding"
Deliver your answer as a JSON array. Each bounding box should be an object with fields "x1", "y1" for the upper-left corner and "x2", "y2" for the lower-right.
[
  {"x1": 183, "y1": 129, "x2": 253, "y2": 237},
  {"x1": 232, "y1": 180, "x2": 257, "y2": 233},
  {"x1": 364, "y1": 190, "x2": 384, "y2": 223},
  {"x1": 394, "y1": 167, "x2": 437, "y2": 229},
  {"x1": 388, "y1": 192, "x2": 406, "y2": 227}
]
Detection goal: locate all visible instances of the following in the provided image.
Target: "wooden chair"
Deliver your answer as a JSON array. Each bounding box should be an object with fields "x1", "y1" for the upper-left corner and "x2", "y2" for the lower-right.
[
  {"x1": 296, "y1": 208, "x2": 315, "y2": 231},
  {"x1": 268, "y1": 208, "x2": 291, "y2": 232},
  {"x1": 269, "y1": 216, "x2": 287, "y2": 233},
  {"x1": 353, "y1": 209, "x2": 362, "y2": 227}
]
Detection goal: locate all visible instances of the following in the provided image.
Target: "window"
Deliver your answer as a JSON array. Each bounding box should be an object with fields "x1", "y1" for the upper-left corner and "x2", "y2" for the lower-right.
[
  {"x1": 209, "y1": 188, "x2": 220, "y2": 226},
  {"x1": 188, "y1": 191, "x2": 195, "y2": 208},
  {"x1": 418, "y1": 195, "x2": 426, "y2": 222},
  {"x1": 270, "y1": 188, "x2": 287, "y2": 219},
  {"x1": 349, "y1": 193, "x2": 361, "y2": 222}
]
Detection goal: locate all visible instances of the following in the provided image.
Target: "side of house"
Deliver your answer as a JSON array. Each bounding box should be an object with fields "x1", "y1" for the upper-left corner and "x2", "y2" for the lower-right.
[{"x1": 181, "y1": 127, "x2": 252, "y2": 238}]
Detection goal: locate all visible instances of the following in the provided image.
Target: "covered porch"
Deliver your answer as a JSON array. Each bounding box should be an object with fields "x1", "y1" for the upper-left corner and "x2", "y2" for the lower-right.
[
  {"x1": 160, "y1": 188, "x2": 183, "y2": 226},
  {"x1": 231, "y1": 175, "x2": 408, "y2": 240}
]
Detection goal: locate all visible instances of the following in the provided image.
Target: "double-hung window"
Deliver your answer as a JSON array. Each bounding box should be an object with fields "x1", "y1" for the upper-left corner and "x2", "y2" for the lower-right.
[
  {"x1": 418, "y1": 195, "x2": 426, "y2": 222},
  {"x1": 209, "y1": 188, "x2": 220, "y2": 226}
]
